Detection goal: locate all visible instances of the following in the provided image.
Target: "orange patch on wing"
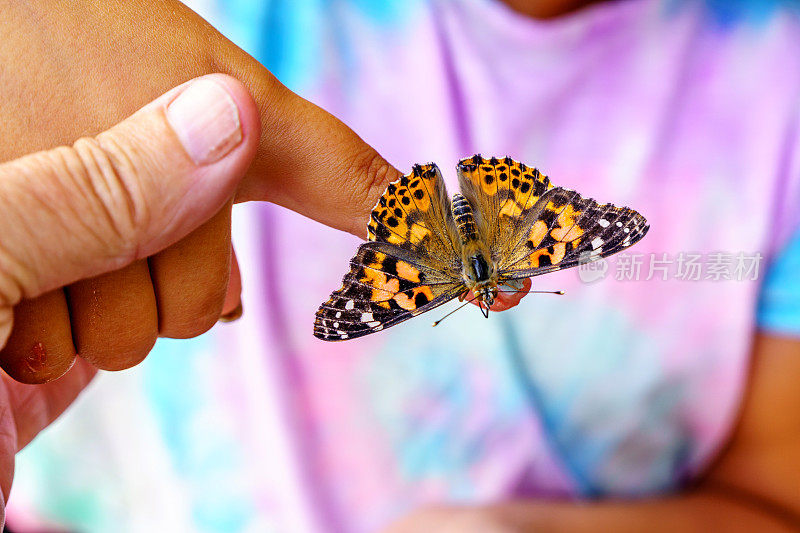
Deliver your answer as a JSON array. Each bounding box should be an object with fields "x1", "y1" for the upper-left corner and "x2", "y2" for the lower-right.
[
  {"x1": 551, "y1": 242, "x2": 567, "y2": 263},
  {"x1": 550, "y1": 204, "x2": 584, "y2": 242},
  {"x1": 499, "y1": 198, "x2": 524, "y2": 218},
  {"x1": 393, "y1": 286, "x2": 434, "y2": 311},
  {"x1": 528, "y1": 249, "x2": 546, "y2": 268},
  {"x1": 409, "y1": 223, "x2": 430, "y2": 243},
  {"x1": 394, "y1": 217, "x2": 410, "y2": 235},
  {"x1": 529, "y1": 220, "x2": 549, "y2": 247},
  {"x1": 361, "y1": 268, "x2": 399, "y2": 301},
  {"x1": 555, "y1": 227, "x2": 583, "y2": 243},
  {"x1": 528, "y1": 242, "x2": 566, "y2": 267},
  {"x1": 386, "y1": 232, "x2": 406, "y2": 245},
  {"x1": 396, "y1": 261, "x2": 422, "y2": 282},
  {"x1": 369, "y1": 252, "x2": 387, "y2": 266}
]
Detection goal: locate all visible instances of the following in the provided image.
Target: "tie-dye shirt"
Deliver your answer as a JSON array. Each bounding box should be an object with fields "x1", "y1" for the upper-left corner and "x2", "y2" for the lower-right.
[{"x1": 9, "y1": 1, "x2": 800, "y2": 532}]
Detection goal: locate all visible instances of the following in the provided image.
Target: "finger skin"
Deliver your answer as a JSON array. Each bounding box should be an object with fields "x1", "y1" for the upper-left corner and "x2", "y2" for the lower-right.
[
  {"x1": 0, "y1": 290, "x2": 76, "y2": 384},
  {"x1": 0, "y1": 72, "x2": 257, "y2": 382},
  {"x1": 150, "y1": 203, "x2": 233, "y2": 339},
  {"x1": 491, "y1": 277, "x2": 532, "y2": 311},
  {"x1": 221, "y1": 245, "x2": 242, "y2": 318},
  {"x1": 468, "y1": 278, "x2": 533, "y2": 312},
  {"x1": 0, "y1": 1, "x2": 518, "y2": 383},
  {"x1": 0, "y1": 1, "x2": 402, "y2": 237},
  {"x1": 217, "y1": 59, "x2": 404, "y2": 234},
  {"x1": 0, "y1": 75, "x2": 252, "y2": 302},
  {"x1": 67, "y1": 260, "x2": 158, "y2": 371}
]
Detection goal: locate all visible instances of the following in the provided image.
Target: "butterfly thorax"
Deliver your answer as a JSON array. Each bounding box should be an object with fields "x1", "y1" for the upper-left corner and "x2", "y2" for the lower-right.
[{"x1": 451, "y1": 193, "x2": 498, "y2": 305}]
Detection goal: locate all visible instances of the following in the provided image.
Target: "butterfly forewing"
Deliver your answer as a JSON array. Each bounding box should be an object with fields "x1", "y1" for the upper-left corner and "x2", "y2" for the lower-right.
[
  {"x1": 497, "y1": 187, "x2": 649, "y2": 278},
  {"x1": 314, "y1": 243, "x2": 464, "y2": 340}
]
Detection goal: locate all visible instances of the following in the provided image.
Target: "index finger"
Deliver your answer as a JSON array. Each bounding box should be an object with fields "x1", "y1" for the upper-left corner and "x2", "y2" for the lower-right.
[{"x1": 216, "y1": 54, "x2": 403, "y2": 237}]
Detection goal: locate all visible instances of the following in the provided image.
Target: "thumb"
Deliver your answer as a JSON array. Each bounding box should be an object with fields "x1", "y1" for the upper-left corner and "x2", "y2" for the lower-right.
[{"x1": 0, "y1": 74, "x2": 259, "y2": 310}]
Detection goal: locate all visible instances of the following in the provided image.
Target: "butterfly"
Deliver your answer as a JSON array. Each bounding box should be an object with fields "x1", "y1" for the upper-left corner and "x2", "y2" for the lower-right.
[{"x1": 314, "y1": 155, "x2": 649, "y2": 341}]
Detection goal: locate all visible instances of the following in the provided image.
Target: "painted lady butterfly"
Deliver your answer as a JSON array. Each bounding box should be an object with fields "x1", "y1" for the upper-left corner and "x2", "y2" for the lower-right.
[{"x1": 314, "y1": 155, "x2": 648, "y2": 340}]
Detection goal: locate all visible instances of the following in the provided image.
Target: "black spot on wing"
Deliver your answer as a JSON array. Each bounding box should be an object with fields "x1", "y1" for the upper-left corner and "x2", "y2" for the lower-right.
[{"x1": 381, "y1": 256, "x2": 398, "y2": 276}]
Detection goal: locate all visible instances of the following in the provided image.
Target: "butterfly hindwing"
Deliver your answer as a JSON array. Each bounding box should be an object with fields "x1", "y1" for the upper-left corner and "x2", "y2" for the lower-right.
[
  {"x1": 457, "y1": 155, "x2": 554, "y2": 253},
  {"x1": 314, "y1": 242, "x2": 464, "y2": 340},
  {"x1": 367, "y1": 163, "x2": 460, "y2": 272}
]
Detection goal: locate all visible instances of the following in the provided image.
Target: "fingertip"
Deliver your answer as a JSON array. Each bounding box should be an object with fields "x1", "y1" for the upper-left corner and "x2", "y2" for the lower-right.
[
  {"x1": 153, "y1": 73, "x2": 261, "y2": 153},
  {"x1": 220, "y1": 245, "x2": 242, "y2": 322},
  {"x1": 485, "y1": 278, "x2": 532, "y2": 312},
  {"x1": 200, "y1": 74, "x2": 261, "y2": 156},
  {"x1": 219, "y1": 301, "x2": 243, "y2": 323},
  {"x1": 520, "y1": 277, "x2": 532, "y2": 293},
  {"x1": 130, "y1": 74, "x2": 260, "y2": 260}
]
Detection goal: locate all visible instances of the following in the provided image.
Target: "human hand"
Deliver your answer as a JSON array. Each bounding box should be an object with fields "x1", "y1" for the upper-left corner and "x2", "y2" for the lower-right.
[
  {"x1": 0, "y1": 1, "x2": 401, "y2": 383},
  {"x1": 0, "y1": 0, "x2": 529, "y2": 383},
  {"x1": 0, "y1": 72, "x2": 260, "y2": 522}
]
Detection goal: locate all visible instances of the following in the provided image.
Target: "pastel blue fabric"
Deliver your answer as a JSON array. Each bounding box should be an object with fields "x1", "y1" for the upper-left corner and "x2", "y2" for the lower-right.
[{"x1": 757, "y1": 227, "x2": 800, "y2": 336}]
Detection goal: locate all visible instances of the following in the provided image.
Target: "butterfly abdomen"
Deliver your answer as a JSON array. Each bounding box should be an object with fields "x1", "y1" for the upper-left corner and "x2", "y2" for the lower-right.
[{"x1": 452, "y1": 193, "x2": 478, "y2": 243}]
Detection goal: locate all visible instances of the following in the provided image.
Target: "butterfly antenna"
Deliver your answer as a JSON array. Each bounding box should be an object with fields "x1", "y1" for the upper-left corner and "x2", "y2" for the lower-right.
[
  {"x1": 432, "y1": 294, "x2": 478, "y2": 327},
  {"x1": 496, "y1": 289, "x2": 565, "y2": 295}
]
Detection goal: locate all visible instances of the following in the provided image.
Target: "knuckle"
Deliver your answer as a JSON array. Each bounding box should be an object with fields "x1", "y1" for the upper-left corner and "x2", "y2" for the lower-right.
[
  {"x1": 68, "y1": 136, "x2": 150, "y2": 265},
  {"x1": 160, "y1": 300, "x2": 224, "y2": 340},
  {"x1": 0, "y1": 137, "x2": 148, "y2": 302},
  {"x1": 0, "y1": 239, "x2": 27, "y2": 307}
]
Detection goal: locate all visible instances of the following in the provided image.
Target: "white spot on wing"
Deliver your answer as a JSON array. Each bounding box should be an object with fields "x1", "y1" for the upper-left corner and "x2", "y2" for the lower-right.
[
  {"x1": 361, "y1": 312, "x2": 374, "y2": 322},
  {"x1": 591, "y1": 237, "x2": 604, "y2": 249},
  {"x1": 335, "y1": 312, "x2": 342, "y2": 318},
  {"x1": 345, "y1": 300, "x2": 354, "y2": 310},
  {"x1": 598, "y1": 219, "x2": 610, "y2": 228}
]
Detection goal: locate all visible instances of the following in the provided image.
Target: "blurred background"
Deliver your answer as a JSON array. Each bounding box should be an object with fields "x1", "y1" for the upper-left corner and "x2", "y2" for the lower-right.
[{"x1": 6, "y1": 0, "x2": 800, "y2": 532}]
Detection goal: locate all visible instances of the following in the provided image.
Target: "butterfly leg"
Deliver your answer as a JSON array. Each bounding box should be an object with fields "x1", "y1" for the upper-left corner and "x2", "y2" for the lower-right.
[
  {"x1": 487, "y1": 278, "x2": 532, "y2": 311},
  {"x1": 500, "y1": 278, "x2": 526, "y2": 292}
]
